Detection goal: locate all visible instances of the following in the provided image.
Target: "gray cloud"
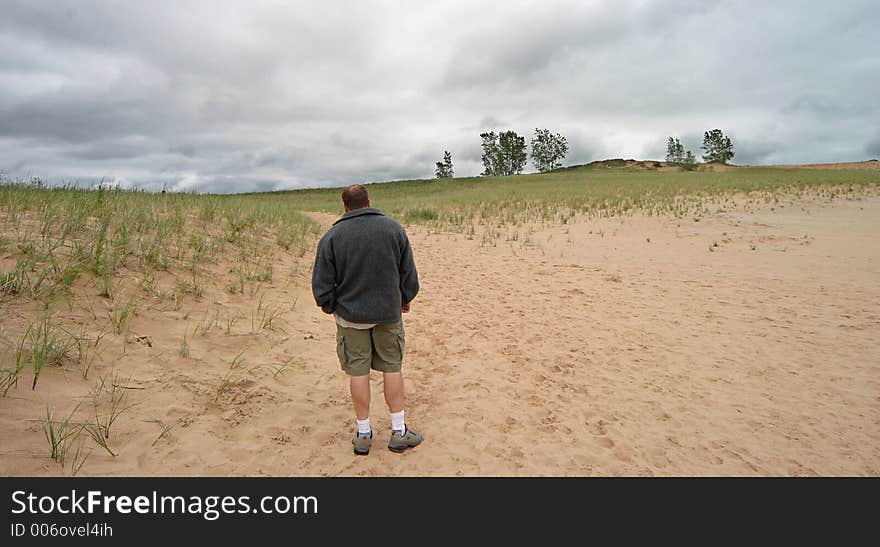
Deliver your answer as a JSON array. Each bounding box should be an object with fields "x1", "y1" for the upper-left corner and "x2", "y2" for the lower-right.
[
  {"x1": 1, "y1": 0, "x2": 878, "y2": 193},
  {"x1": 727, "y1": 138, "x2": 783, "y2": 166},
  {"x1": 865, "y1": 136, "x2": 880, "y2": 159},
  {"x1": 478, "y1": 116, "x2": 508, "y2": 130}
]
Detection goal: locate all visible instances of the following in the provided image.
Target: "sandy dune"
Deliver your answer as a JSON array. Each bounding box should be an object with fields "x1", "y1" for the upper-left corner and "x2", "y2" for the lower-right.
[
  {"x1": 764, "y1": 159, "x2": 879, "y2": 170},
  {"x1": 1, "y1": 191, "x2": 878, "y2": 476}
]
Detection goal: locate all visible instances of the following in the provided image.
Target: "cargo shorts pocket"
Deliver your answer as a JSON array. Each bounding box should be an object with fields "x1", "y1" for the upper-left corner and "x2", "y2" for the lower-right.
[
  {"x1": 336, "y1": 330, "x2": 347, "y2": 368},
  {"x1": 396, "y1": 327, "x2": 405, "y2": 357},
  {"x1": 370, "y1": 322, "x2": 404, "y2": 372}
]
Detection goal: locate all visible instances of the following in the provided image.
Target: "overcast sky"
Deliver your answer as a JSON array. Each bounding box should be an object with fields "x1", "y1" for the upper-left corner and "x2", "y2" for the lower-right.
[{"x1": 1, "y1": 0, "x2": 878, "y2": 193}]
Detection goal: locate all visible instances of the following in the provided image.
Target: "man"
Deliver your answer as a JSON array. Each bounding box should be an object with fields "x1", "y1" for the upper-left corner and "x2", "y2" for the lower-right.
[{"x1": 311, "y1": 184, "x2": 422, "y2": 455}]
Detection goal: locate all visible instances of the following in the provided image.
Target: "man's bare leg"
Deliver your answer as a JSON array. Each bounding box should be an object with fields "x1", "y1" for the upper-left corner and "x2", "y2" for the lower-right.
[
  {"x1": 383, "y1": 371, "x2": 404, "y2": 413},
  {"x1": 384, "y1": 371, "x2": 422, "y2": 451},
  {"x1": 350, "y1": 374, "x2": 371, "y2": 420}
]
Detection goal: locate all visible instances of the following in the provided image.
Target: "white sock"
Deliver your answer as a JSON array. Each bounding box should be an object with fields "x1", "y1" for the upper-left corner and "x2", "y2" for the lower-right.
[
  {"x1": 356, "y1": 418, "x2": 371, "y2": 436},
  {"x1": 390, "y1": 410, "x2": 405, "y2": 435}
]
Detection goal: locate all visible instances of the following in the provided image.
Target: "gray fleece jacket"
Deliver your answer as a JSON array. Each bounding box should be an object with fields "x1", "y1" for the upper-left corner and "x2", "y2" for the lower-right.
[{"x1": 311, "y1": 207, "x2": 419, "y2": 324}]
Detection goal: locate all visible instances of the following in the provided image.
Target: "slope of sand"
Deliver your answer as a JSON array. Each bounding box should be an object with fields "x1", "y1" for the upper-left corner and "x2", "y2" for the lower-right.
[
  {"x1": 1, "y1": 191, "x2": 878, "y2": 476},
  {"x1": 763, "y1": 160, "x2": 879, "y2": 170}
]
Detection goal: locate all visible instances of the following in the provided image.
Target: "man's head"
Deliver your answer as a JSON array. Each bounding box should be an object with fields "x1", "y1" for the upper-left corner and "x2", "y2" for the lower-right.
[{"x1": 342, "y1": 184, "x2": 370, "y2": 212}]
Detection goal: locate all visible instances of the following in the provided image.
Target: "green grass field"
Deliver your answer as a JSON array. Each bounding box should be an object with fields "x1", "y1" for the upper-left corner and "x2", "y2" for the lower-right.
[{"x1": 249, "y1": 164, "x2": 880, "y2": 224}]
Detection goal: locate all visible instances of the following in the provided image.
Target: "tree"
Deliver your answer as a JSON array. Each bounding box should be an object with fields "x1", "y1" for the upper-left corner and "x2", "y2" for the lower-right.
[
  {"x1": 435, "y1": 150, "x2": 453, "y2": 179},
  {"x1": 681, "y1": 150, "x2": 697, "y2": 171},
  {"x1": 667, "y1": 136, "x2": 697, "y2": 170},
  {"x1": 498, "y1": 130, "x2": 527, "y2": 175},
  {"x1": 480, "y1": 130, "x2": 527, "y2": 176},
  {"x1": 530, "y1": 128, "x2": 569, "y2": 172},
  {"x1": 480, "y1": 132, "x2": 500, "y2": 176},
  {"x1": 665, "y1": 137, "x2": 685, "y2": 164},
  {"x1": 701, "y1": 129, "x2": 734, "y2": 164}
]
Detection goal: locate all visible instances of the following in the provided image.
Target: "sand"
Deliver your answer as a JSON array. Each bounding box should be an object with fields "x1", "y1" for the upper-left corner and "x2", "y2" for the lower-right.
[{"x1": 1, "y1": 191, "x2": 878, "y2": 476}]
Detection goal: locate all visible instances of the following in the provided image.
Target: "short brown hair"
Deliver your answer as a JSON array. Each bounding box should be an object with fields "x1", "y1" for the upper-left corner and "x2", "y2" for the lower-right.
[{"x1": 342, "y1": 184, "x2": 369, "y2": 210}]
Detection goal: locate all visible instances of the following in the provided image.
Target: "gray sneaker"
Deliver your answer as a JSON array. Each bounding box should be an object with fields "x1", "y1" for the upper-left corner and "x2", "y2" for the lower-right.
[
  {"x1": 352, "y1": 432, "x2": 372, "y2": 455},
  {"x1": 388, "y1": 427, "x2": 423, "y2": 453}
]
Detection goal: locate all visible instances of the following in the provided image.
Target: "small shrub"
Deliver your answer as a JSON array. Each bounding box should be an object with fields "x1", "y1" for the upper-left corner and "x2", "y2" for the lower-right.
[{"x1": 404, "y1": 208, "x2": 439, "y2": 223}]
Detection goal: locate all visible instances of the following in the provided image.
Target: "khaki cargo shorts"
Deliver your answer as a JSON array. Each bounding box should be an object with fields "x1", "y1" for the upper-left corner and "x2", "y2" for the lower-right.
[{"x1": 336, "y1": 321, "x2": 405, "y2": 376}]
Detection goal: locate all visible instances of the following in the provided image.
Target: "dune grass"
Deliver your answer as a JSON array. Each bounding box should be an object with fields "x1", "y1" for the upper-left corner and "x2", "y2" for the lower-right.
[
  {"x1": 253, "y1": 164, "x2": 880, "y2": 226},
  {"x1": 0, "y1": 181, "x2": 321, "y2": 306},
  {"x1": 1, "y1": 166, "x2": 877, "y2": 310}
]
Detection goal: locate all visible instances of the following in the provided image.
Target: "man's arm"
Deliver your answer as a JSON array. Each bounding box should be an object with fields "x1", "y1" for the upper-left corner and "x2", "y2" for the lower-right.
[
  {"x1": 311, "y1": 235, "x2": 337, "y2": 314},
  {"x1": 398, "y1": 230, "x2": 419, "y2": 308}
]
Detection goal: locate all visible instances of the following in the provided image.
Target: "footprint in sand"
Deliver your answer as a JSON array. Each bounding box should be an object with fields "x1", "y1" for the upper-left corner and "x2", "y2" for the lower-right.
[
  {"x1": 586, "y1": 418, "x2": 608, "y2": 436},
  {"x1": 500, "y1": 416, "x2": 519, "y2": 433},
  {"x1": 596, "y1": 436, "x2": 615, "y2": 449}
]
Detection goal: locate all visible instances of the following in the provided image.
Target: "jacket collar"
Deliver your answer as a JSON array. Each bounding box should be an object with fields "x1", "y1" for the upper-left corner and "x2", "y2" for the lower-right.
[{"x1": 333, "y1": 207, "x2": 384, "y2": 225}]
